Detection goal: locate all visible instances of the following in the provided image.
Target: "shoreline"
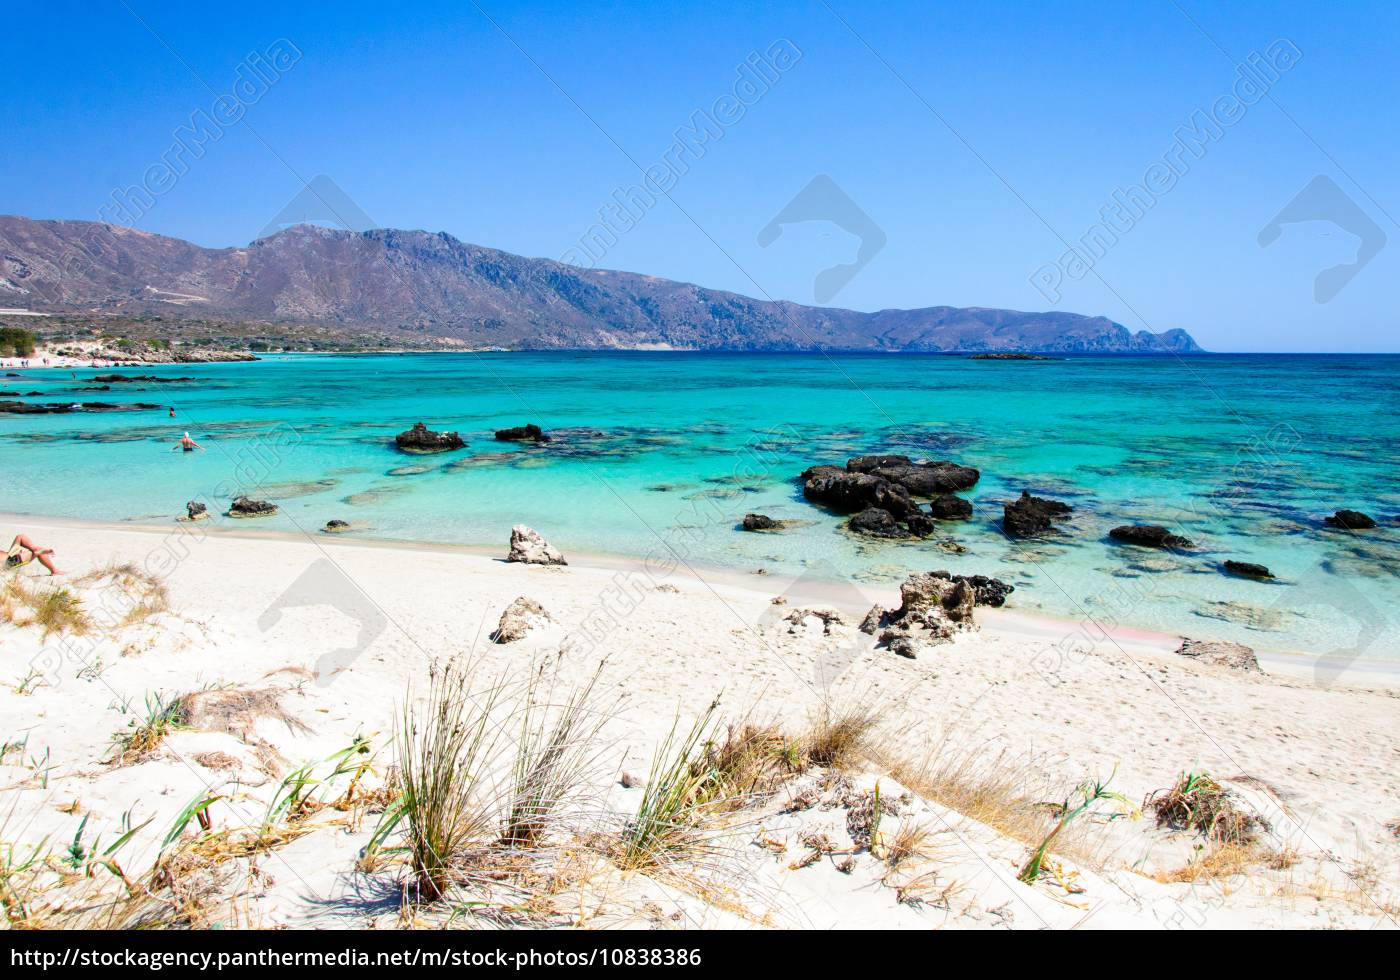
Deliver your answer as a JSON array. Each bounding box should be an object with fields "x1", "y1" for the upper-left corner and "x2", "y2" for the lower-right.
[
  {"x1": 6, "y1": 509, "x2": 1394, "y2": 689},
  {"x1": 3, "y1": 509, "x2": 1398, "y2": 928}
]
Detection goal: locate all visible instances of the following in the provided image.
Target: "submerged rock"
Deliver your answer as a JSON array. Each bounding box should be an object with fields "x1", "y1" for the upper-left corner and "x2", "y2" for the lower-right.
[
  {"x1": 928, "y1": 493, "x2": 973, "y2": 521},
  {"x1": 395, "y1": 422, "x2": 465, "y2": 454},
  {"x1": 1003, "y1": 490, "x2": 1072, "y2": 537},
  {"x1": 507, "y1": 524, "x2": 567, "y2": 565},
  {"x1": 1325, "y1": 509, "x2": 1377, "y2": 530},
  {"x1": 1109, "y1": 524, "x2": 1193, "y2": 549},
  {"x1": 1223, "y1": 560, "x2": 1273, "y2": 580},
  {"x1": 1175, "y1": 638, "x2": 1261, "y2": 674},
  {"x1": 741, "y1": 513, "x2": 781, "y2": 531},
  {"x1": 490, "y1": 596, "x2": 553, "y2": 644},
  {"x1": 228, "y1": 496, "x2": 277, "y2": 518},
  {"x1": 848, "y1": 507, "x2": 907, "y2": 538},
  {"x1": 495, "y1": 423, "x2": 550, "y2": 443}
]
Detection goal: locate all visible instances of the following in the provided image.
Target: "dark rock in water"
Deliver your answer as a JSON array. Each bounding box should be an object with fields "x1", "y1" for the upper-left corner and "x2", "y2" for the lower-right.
[
  {"x1": 847, "y1": 454, "x2": 914, "y2": 473},
  {"x1": 968, "y1": 352, "x2": 1060, "y2": 360},
  {"x1": 871, "y1": 461, "x2": 980, "y2": 495},
  {"x1": 803, "y1": 469, "x2": 889, "y2": 513},
  {"x1": 929, "y1": 493, "x2": 973, "y2": 521},
  {"x1": 905, "y1": 514, "x2": 936, "y2": 537},
  {"x1": 229, "y1": 496, "x2": 277, "y2": 518},
  {"x1": 930, "y1": 571, "x2": 1015, "y2": 607},
  {"x1": 495, "y1": 423, "x2": 550, "y2": 443},
  {"x1": 1223, "y1": 560, "x2": 1273, "y2": 580},
  {"x1": 1109, "y1": 524, "x2": 1192, "y2": 549},
  {"x1": 1176, "y1": 638, "x2": 1261, "y2": 673},
  {"x1": 849, "y1": 507, "x2": 908, "y2": 538},
  {"x1": 741, "y1": 513, "x2": 780, "y2": 531},
  {"x1": 185, "y1": 500, "x2": 208, "y2": 521},
  {"x1": 1003, "y1": 490, "x2": 1072, "y2": 537},
  {"x1": 395, "y1": 422, "x2": 465, "y2": 454},
  {"x1": 0, "y1": 400, "x2": 160, "y2": 414},
  {"x1": 800, "y1": 463, "x2": 844, "y2": 480},
  {"x1": 92, "y1": 374, "x2": 197, "y2": 384},
  {"x1": 1325, "y1": 509, "x2": 1376, "y2": 530},
  {"x1": 324, "y1": 519, "x2": 351, "y2": 533}
]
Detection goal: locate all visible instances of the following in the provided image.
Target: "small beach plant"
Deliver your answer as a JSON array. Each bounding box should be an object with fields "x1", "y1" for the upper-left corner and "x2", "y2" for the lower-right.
[
  {"x1": 616, "y1": 699, "x2": 722, "y2": 870},
  {"x1": 1018, "y1": 772, "x2": 1134, "y2": 884},
  {"x1": 111, "y1": 692, "x2": 185, "y2": 765},
  {"x1": 1146, "y1": 769, "x2": 1267, "y2": 845}
]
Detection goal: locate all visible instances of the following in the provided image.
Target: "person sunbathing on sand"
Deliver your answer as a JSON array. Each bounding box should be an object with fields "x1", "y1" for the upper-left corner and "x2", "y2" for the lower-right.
[
  {"x1": 171, "y1": 432, "x2": 204, "y2": 453},
  {"x1": 5, "y1": 534, "x2": 64, "y2": 576}
]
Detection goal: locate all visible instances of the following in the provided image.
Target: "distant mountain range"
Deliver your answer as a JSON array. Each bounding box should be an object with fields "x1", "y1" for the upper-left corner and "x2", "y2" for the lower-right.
[{"x1": 0, "y1": 216, "x2": 1202, "y2": 352}]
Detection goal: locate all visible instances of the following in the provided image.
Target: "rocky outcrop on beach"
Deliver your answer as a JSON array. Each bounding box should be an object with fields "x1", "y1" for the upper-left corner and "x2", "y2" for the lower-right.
[
  {"x1": 1175, "y1": 638, "x2": 1262, "y2": 674},
  {"x1": 1003, "y1": 491, "x2": 1072, "y2": 537},
  {"x1": 934, "y1": 572, "x2": 1015, "y2": 607},
  {"x1": 742, "y1": 513, "x2": 781, "y2": 531},
  {"x1": 858, "y1": 571, "x2": 979, "y2": 658},
  {"x1": 507, "y1": 525, "x2": 567, "y2": 566},
  {"x1": 1325, "y1": 510, "x2": 1377, "y2": 530},
  {"x1": 228, "y1": 496, "x2": 277, "y2": 518},
  {"x1": 395, "y1": 422, "x2": 465, "y2": 454},
  {"x1": 1109, "y1": 524, "x2": 1192, "y2": 549},
  {"x1": 490, "y1": 596, "x2": 553, "y2": 644},
  {"x1": 184, "y1": 501, "x2": 208, "y2": 522},
  {"x1": 323, "y1": 519, "x2": 351, "y2": 533},
  {"x1": 1223, "y1": 560, "x2": 1273, "y2": 580}
]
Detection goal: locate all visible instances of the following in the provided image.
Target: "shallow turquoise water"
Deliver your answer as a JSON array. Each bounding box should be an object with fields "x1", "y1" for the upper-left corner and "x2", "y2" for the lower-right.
[{"x1": 3, "y1": 351, "x2": 1397, "y2": 661}]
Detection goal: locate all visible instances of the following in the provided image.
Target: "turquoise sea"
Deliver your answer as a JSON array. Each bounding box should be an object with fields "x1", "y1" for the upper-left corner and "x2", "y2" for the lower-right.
[{"x1": 2, "y1": 352, "x2": 1397, "y2": 661}]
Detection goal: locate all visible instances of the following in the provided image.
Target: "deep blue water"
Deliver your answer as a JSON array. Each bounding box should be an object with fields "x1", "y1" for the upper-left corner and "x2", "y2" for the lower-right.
[{"x1": 2, "y1": 351, "x2": 1396, "y2": 660}]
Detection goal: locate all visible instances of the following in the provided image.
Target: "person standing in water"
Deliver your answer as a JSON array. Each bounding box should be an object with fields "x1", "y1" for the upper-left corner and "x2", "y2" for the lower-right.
[{"x1": 172, "y1": 432, "x2": 204, "y2": 453}]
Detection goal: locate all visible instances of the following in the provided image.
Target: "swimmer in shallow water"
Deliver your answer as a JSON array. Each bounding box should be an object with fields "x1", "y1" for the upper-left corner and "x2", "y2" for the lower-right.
[{"x1": 171, "y1": 432, "x2": 204, "y2": 453}]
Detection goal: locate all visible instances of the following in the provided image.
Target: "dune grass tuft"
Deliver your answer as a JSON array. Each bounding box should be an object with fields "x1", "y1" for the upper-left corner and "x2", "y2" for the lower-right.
[
  {"x1": 802, "y1": 701, "x2": 878, "y2": 770},
  {"x1": 500, "y1": 666, "x2": 609, "y2": 849},
  {"x1": 111, "y1": 692, "x2": 185, "y2": 765},
  {"x1": 398, "y1": 660, "x2": 511, "y2": 901},
  {"x1": 615, "y1": 699, "x2": 723, "y2": 871},
  {"x1": 1146, "y1": 770, "x2": 1267, "y2": 845}
]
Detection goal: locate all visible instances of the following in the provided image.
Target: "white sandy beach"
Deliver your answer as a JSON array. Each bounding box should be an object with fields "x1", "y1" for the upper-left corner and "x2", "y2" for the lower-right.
[{"x1": 1, "y1": 515, "x2": 1396, "y2": 929}]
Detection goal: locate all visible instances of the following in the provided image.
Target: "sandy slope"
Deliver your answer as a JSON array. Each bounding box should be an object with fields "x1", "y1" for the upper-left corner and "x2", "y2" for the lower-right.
[{"x1": 0, "y1": 516, "x2": 1396, "y2": 929}]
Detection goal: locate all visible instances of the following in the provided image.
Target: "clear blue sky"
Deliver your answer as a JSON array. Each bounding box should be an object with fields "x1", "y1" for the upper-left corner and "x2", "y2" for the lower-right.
[{"x1": 3, "y1": 0, "x2": 1397, "y2": 351}]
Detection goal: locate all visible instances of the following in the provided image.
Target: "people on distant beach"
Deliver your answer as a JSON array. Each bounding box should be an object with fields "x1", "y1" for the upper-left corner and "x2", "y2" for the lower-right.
[
  {"x1": 5, "y1": 533, "x2": 63, "y2": 576},
  {"x1": 172, "y1": 432, "x2": 204, "y2": 453}
]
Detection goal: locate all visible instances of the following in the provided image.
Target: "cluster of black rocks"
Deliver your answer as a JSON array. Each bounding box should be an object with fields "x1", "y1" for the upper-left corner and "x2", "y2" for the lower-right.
[{"x1": 798, "y1": 454, "x2": 979, "y2": 540}]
